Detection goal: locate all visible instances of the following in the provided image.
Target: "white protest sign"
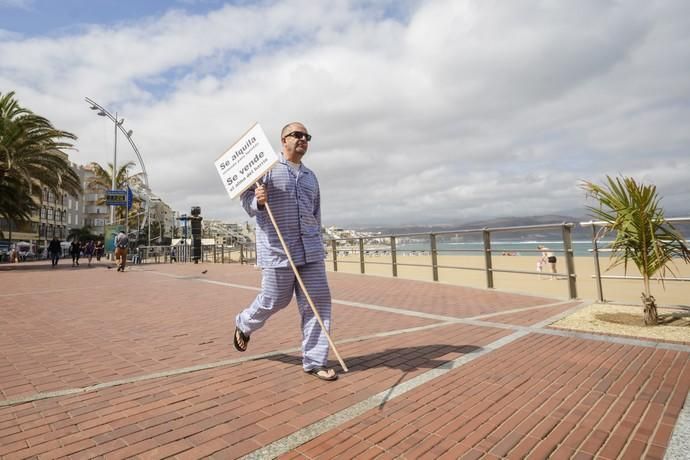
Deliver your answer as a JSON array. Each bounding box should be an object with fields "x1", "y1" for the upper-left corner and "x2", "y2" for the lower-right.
[{"x1": 214, "y1": 123, "x2": 279, "y2": 200}]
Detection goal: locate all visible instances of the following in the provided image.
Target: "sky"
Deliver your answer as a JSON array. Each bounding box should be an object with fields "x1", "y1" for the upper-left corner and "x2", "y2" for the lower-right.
[{"x1": 1, "y1": 0, "x2": 689, "y2": 227}]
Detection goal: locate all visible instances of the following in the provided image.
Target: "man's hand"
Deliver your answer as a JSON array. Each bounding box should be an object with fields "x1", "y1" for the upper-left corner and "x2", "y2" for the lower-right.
[{"x1": 255, "y1": 184, "x2": 267, "y2": 206}]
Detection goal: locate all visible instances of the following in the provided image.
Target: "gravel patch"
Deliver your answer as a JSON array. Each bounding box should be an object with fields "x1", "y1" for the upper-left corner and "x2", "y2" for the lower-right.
[{"x1": 550, "y1": 303, "x2": 690, "y2": 344}]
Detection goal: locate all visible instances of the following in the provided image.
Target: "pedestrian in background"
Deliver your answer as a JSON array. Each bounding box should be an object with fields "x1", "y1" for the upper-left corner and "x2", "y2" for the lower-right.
[
  {"x1": 70, "y1": 239, "x2": 81, "y2": 267},
  {"x1": 8, "y1": 245, "x2": 20, "y2": 263},
  {"x1": 84, "y1": 240, "x2": 95, "y2": 266},
  {"x1": 115, "y1": 231, "x2": 129, "y2": 272},
  {"x1": 95, "y1": 240, "x2": 104, "y2": 261},
  {"x1": 48, "y1": 236, "x2": 61, "y2": 268},
  {"x1": 537, "y1": 245, "x2": 557, "y2": 279}
]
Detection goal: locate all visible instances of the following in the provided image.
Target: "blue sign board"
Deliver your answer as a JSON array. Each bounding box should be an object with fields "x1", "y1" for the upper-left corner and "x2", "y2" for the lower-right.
[
  {"x1": 106, "y1": 190, "x2": 127, "y2": 206},
  {"x1": 127, "y1": 186, "x2": 133, "y2": 210}
]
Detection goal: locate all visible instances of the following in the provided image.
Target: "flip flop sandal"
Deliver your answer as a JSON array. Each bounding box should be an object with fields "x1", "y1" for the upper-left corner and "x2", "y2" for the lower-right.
[
  {"x1": 233, "y1": 327, "x2": 250, "y2": 352},
  {"x1": 305, "y1": 367, "x2": 338, "y2": 381}
]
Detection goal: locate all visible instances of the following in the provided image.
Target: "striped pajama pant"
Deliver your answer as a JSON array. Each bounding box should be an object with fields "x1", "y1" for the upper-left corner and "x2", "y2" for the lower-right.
[{"x1": 235, "y1": 261, "x2": 332, "y2": 371}]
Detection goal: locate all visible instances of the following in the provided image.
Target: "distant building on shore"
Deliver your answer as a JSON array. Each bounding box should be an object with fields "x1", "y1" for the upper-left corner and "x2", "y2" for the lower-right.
[{"x1": 203, "y1": 220, "x2": 254, "y2": 246}]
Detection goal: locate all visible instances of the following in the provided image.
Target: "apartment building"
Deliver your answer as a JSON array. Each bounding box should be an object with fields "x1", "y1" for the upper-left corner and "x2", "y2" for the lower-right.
[
  {"x1": 0, "y1": 154, "x2": 85, "y2": 254},
  {"x1": 80, "y1": 163, "x2": 109, "y2": 235}
]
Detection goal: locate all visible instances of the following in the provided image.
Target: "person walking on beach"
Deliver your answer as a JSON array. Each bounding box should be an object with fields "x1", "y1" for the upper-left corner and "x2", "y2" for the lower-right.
[
  {"x1": 233, "y1": 122, "x2": 337, "y2": 381},
  {"x1": 537, "y1": 245, "x2": 557, "y2": 279},
  {"x1": 70, "y1": 239, "x2": 81, "y2": 267},
  {"x1": 48, "y1": 236, "x2": 61, "y2": 267},
  {"x1": 536, "y1": 251, "x2": 544, "y2": 279},
  {"x1": 115, "y1": 230, "x2": 129, "y2": 272}
]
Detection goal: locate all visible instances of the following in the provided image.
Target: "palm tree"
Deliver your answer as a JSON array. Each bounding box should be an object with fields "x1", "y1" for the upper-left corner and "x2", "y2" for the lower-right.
[
  {"x1": 0, "y1": 91, "x2": 81, "y2": 240},
  {"x1": 0, "y1": 175, "x2": 35, "y2": 240},
  {"x1": 86, "y1": 161, "x2": 144, "y2": 223},
  {"x1": 581, "y1": 175, "x2": 690, "y2": 325}
]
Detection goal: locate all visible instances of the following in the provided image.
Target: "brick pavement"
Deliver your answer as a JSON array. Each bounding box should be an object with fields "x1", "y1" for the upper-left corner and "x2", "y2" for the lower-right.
[{"x1": 0, "y1": 260, "x2": 688, "y2": 459}]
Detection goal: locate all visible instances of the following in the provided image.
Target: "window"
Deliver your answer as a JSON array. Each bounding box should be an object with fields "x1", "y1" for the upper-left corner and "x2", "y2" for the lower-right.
[
  {"x1": 41, "y1": 207, "x2": 47, "y2": 219},
  {"x1": 48, "y1": 208, "x2": 54, "y2": 220},
  {"x1": 68, "y1": 214, "x2": 72, "y2": 225}
]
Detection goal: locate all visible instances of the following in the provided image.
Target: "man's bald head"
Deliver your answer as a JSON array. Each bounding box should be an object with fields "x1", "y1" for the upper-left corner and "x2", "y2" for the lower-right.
[
  {"x1": 280, "y1": 121, "x2": 310, "y2": 163},
  {"x1": 281, "y1": 122, "x2": 306, "y2": 139}
]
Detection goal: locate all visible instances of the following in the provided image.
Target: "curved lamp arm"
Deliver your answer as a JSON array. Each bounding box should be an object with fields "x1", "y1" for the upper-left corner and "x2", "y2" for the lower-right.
[{"x1": 85, "y1": 97, "x2": 150, "y2": 190}]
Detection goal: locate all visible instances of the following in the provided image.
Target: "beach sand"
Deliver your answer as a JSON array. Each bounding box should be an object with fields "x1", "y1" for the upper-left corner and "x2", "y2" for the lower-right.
[
  {"x1": 326, "y1": 253, "x2": 690, "y2": 308},
  {"x1": 215, "y1": 249, "x2": 688, "y2": 341}
]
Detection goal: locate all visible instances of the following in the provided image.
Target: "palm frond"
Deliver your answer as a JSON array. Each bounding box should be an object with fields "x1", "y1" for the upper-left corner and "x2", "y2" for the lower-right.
[
  {"x1": 581, "y1": 175, "x2": 690, "y2": 289},
  {"x1": 1, "y1": 91, "x2": 79, "y2": 220}
]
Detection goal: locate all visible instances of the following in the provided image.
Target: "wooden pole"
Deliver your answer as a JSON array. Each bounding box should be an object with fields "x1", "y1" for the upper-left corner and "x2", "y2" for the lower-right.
[{"x1": 263, "y1": 201, "x2": 348, "y2": 372}]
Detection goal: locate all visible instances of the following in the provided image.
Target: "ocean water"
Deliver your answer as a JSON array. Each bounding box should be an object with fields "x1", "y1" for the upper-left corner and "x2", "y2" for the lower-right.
[{"x1": 392, "y1": 240, "x2": 607, "y2": 257}]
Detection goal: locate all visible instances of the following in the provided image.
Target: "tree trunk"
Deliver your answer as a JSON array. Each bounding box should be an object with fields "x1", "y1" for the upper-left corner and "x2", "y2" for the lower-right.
[{"x1": 642, "y1": 292, "x2": 658, "y2": 325}]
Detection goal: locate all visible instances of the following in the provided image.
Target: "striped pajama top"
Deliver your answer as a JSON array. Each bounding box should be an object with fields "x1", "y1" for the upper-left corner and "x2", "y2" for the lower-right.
[{"x1": 241, "y1": 155, "x2": 324, "y2": 268}]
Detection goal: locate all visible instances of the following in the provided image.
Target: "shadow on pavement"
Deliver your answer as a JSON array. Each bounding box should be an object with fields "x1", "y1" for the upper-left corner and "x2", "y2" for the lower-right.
[
  {"x1": 268, "y1": 344, "x2": 482, "y2": 409},
  {"x1": 267, "y1": 343, "x2": 482, "y2": 373}
]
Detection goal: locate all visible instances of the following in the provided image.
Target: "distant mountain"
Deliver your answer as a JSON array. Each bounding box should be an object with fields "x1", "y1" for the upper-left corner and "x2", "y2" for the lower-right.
[
  {"x1": 355, "y1": 215, "x2": 588, "y2": 238},
  {"x1": 352, "y1": 214, "x2": 690, "y2": 242},
  {"x1": 669, "y1": 220, "x2": 690, "y2": 239}
]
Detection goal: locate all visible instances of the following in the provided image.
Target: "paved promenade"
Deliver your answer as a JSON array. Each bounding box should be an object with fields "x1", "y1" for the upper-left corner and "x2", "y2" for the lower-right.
[{"x1": 0, "y1": 260, "x2": 688, "y2": 459}]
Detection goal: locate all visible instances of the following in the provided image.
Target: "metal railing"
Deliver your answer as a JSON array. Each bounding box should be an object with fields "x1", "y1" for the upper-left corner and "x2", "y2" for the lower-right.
[
  {"x1": 580, "y1": 217, "x2": 690, "y2": 302},
  {"x1": 325, "y1": 223, "x2": 578, "y2": 299},
  {"x1": 132, "y1": 243, "x2": 256, "y2": 265}
]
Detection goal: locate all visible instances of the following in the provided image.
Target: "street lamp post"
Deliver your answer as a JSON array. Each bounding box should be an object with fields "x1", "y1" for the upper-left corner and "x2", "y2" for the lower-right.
[
  {"x1": 170, "y1": 211, "x2": 177, "y2": 240},
  {"x1": 179, "y1": 213, "x2": 189, "y2": 262},
  {"x1": 147, "y1": 196, "x2": 163, "y2": 247},
  {"x1": 114, "y1": 113, "x2": 123, "y2": 225},
  {"x1": 85, "y1": 97, "x2": 151, "y2": 242},
  {"x1": 99, "y1": 111, "x2": 124, "y2": 225},
  {"x1": 161, "y1": 211, "x2": 165, "y2": 243}
]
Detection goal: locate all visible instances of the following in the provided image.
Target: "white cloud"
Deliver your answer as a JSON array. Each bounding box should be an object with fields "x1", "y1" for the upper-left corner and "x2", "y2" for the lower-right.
[
  {"x1": 1, "y1": 0, "x2": 689, "y2": 226},
  {"x1": 0, "y1": 0, "x2": 32, "y2": 8}
]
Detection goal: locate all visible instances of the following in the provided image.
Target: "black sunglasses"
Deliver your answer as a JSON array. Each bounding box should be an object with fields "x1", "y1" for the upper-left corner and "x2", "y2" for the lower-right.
[{"x1": 284, "y1": 131, "x2": 312, "y2": 142}]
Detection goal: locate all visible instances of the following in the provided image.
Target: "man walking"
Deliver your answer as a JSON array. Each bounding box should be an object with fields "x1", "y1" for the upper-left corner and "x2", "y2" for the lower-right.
[
  {"x1": 70, "y1": 239, "x2": 81, "y2": 267},
  {"x1": 48, "y1": 236, "x2": 61, "y2": 267},
  {"x1": 233, "y1": 122, "x2": 337, "y2": 381},
  {"x1": 115, "y1": 230, "x2": 129, "y2": 272}
]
